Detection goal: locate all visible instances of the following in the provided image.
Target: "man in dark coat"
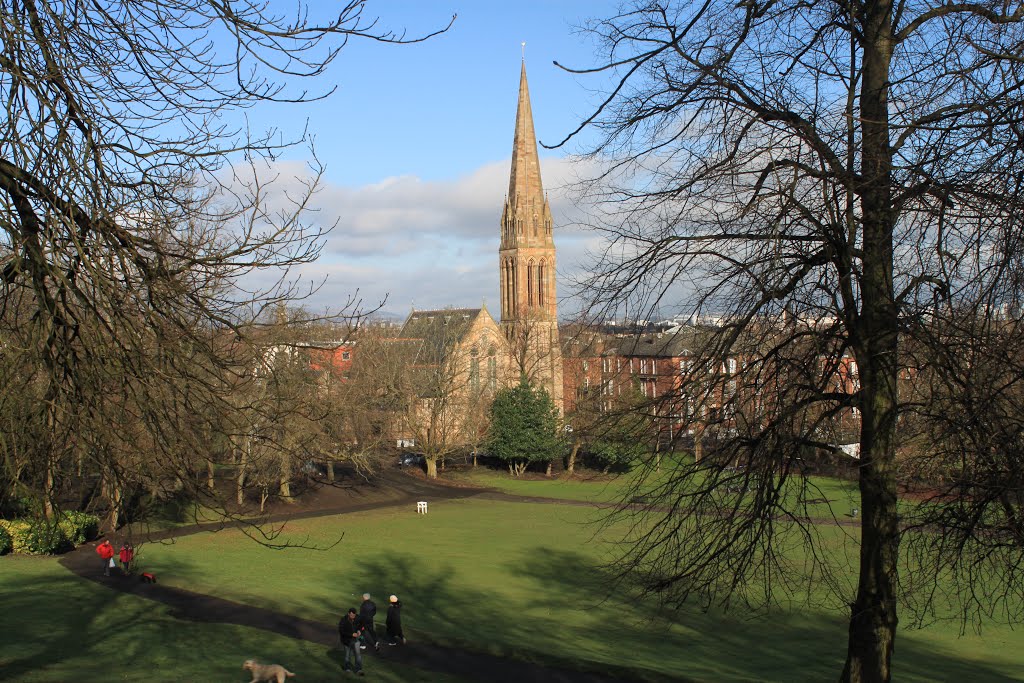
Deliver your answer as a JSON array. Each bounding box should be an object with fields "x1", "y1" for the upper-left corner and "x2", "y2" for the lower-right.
[
  {"x1": 338, "y1": 608, "x2": 364, "y2": 675},
  {"x1": 359, "y1": 593, "x2": 379, "y2": 651},
  {"x1": 386, "y1": 594, "x2": 405, "y2": 645}
]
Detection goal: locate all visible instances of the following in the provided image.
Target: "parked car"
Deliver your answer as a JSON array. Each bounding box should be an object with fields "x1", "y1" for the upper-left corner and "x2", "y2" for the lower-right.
[{"x1": 397, "y1": 453, "x2": 425, "y2": 468}]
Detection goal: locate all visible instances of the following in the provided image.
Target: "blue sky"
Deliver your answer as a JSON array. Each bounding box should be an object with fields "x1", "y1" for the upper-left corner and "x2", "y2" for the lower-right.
[{"x1": 244, "y1": 1, "x2": 620, "y2": 320}]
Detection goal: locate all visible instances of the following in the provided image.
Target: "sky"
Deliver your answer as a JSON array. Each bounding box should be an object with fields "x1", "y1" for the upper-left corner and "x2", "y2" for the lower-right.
[{"x1": 240, "y1": 0, "x2": 622, "y2": 321}]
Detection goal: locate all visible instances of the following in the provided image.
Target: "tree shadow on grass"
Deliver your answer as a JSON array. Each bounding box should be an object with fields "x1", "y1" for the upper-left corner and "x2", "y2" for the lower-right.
[
  {"x1": 54, "y1": 544, "x2": 624, "y2": 682},
  {"x1": 512, "y1": 547, "x2": 1021, "y2": 683},
  {"x1": 47, "y1": 535, "x2": 1020, "y2": 683},
  {"x1": 327, "y1": 552, "x2": 654, "y2": 682},
  {"x1": 0, "y1": 564, "x2": 338, "y2": 682}
]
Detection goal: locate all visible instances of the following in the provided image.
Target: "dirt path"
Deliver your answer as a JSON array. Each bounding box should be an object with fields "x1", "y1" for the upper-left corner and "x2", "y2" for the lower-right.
[{"x1": 58, "y1": 469, "x2": 633, "y2": 683}]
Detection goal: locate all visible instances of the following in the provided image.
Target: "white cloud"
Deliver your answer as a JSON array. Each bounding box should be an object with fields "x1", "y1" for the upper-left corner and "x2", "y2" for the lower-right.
[{"x1": 230, "y1": 156, "x2": 602, "y2": 318}]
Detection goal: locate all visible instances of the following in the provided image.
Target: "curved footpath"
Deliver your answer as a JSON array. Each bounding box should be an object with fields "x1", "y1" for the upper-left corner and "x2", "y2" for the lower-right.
[{"x1": 58, "y1": 470, "x2": 632, "y2": 683}]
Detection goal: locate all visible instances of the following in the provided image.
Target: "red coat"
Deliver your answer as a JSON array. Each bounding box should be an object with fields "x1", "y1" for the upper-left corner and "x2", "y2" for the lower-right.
[
  {"x1": 119, "y1": 546, "x2": 133, "y2": 564},
  {"x1": 96, "y1": 541, "x2": 114, "y2": 560}
]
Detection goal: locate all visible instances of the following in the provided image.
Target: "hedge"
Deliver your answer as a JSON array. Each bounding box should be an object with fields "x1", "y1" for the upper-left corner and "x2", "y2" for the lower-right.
[
  {"x1": 0, "y1": 525, "x2": 11, "y2": 555},
  {"x1": 0, "y1": 511, "x2": 100, "y2": 555}
]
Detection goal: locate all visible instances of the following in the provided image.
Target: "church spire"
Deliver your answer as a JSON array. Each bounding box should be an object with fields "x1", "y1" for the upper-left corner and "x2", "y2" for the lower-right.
[
  {"x1": 499, "y1": 57, "x2": 557, "y2": 325},
  {"x1": 497, "y1": 57, "x2": 563, "y2": 413},
  {"x1": 507, "y1": 61, "x2": 545, "y2": 216},
  {"x1": 501, "y1": 61, "x2": 554, "y2": 252}
]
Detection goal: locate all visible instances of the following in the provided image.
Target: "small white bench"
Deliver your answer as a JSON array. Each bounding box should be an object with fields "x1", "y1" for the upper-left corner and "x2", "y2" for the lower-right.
[{"x1": 416, "y1": 501, "x2": 428, "y2": 514}]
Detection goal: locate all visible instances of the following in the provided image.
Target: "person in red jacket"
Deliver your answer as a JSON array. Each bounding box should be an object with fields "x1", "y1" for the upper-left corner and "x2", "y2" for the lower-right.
[
  {"x1": 96, "y1": 540, "x2": 114, "y2": 576},
  {"x1": 118, "y1": 542, "x2": 134, "y2": 574}
]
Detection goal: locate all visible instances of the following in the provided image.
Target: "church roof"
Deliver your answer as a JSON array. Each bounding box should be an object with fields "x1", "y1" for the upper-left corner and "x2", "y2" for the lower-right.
[
  {"x1": 397, "y1": 308, "x2": 491, "y2": 369},
  {"x1": 400, "y1": 308, "x2": 483, "y2": 343},
  {"x1": 613, "y1": 332, "x2": 693, "y2": 358}
]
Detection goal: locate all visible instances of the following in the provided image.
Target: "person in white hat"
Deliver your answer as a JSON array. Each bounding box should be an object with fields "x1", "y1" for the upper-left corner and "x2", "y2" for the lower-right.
[{"x1": 385, "y1": 594, "x2": 405, "y2": 645}]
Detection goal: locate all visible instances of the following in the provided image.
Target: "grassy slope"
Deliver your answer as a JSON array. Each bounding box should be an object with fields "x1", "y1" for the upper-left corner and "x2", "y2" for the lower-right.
[
  {"x1": 133, "y1": 498, "x2": 1022, "y2": 682},
  {"x1": 452, "y1": 466, "x2": 863, "y2": 519},
  {"x1": 0, "y1": 556, "x2": 468, "y2": 682}
]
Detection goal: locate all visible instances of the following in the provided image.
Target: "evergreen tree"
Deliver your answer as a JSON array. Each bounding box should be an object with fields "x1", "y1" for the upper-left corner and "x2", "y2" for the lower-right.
[{"x1": 486, "y1": 378, "x2": 561, "y2": 477}]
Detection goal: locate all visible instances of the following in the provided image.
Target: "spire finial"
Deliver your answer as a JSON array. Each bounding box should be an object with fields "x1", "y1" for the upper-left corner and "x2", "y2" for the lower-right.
[{"x1": 521, "y1": 41, "x2": 526, "y2": 61}]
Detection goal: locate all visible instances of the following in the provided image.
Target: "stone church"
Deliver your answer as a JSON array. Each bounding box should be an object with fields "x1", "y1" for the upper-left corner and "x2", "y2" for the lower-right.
[{"x1": 398, "y1": 60, "x2": 563, "y2": 411}]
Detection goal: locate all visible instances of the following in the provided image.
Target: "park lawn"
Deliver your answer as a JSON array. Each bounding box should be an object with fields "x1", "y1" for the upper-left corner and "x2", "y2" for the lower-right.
[
  {"x1": 451, "y1": 465, "x2": 861, "y2": 520},
  {"x1": 136, "y1": 498, "x2": 1023, "y2": 682},
  {"x1": 0, "y1": 555, "x2": 470, "y2": 683},
  {"x1": 448, "y1": 467, "x2": 637, "y2": 502}
]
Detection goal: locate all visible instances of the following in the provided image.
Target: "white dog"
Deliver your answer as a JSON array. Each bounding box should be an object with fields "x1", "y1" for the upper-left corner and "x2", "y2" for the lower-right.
[{"x1": 243, "y1": 659, "x2": 295, "y2": 683}]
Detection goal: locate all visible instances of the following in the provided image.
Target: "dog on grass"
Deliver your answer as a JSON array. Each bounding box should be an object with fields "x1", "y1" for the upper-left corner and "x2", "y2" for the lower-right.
[{"x1": 243, "y1": 659, "x2": 295, "y2": 683}]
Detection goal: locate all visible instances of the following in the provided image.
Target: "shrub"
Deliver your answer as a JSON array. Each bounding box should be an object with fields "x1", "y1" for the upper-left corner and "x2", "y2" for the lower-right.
[
  {"x1": 0, "y1": 520, "x2": 31, "y2": 554},
  {"x1": 58, "y1": 511, "x2": 100, "y2": 545},
  {"x1": 0, "y1": 525, "x2": 11, "y2": 555},
  {"x1": 22, "y1": 521, "x2": 72, "y2": 555},
  {"x1": 586, "y1": 439, "x2": 642, "y2": 473}
]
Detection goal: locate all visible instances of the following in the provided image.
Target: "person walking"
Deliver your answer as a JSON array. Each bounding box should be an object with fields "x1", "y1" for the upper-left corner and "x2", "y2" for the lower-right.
[
  {"x1": 385, "y1": 595, "x2": 405, "y2": 646},
  {"x1": 118, "y1": 542, "x2": 134, "y2": 574},
  {"x1": 96, "y1": 539, "x2": 115, "y2": 576},
  {"x1": 359, "y1": 593, "x2": 379, "y2": 651},
  {"x1": 338, "y1": 607, "x2": 364, "y2": 676}
]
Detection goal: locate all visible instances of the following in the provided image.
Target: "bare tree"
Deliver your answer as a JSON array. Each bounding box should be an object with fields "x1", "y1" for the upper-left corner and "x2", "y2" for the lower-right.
[
  {"x1": 506, "y1": 310, "x2": 556, "y2": 385},
  {"x1": 0, "y1": 1, "x2": 452, "y2": 530},
  {"x1": 399, "y1": 328, "x2": 477, "y2": 480},
  {"x1": 557, "y1": 2, "x2": 1024, "y2": 680},
  {"x1": 319, "y1": 328, "x2": 407, "y2": 481}
]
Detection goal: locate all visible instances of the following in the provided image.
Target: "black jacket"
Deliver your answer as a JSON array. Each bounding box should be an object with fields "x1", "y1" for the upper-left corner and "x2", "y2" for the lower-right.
[
  {"x1": 359, "y1": 599, "x2": 377, "y2": 624},
  {"x1": 338, "y1": 614, "x2": 361, "y2": 644},
  {"x1": 386, "y1": 602, "x2": 404, "y2": 639}
]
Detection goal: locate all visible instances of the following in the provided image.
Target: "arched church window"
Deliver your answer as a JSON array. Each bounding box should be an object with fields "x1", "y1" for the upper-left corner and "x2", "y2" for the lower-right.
[
  {"x1": 538, "y1": 261, "x2": 545, "y2": 306},
  {"x1": 470, "y1": 347, "x2": 480, "y2": 392},
  {"x1": 487, "y1": 347, "x2": 497, "y2": 392},
  {"x1": 527, "y1": 260, "x2": 534, "y2": 307},
  {"x1": 503, "y1": 259, "x2": 511, "y2": 316}
]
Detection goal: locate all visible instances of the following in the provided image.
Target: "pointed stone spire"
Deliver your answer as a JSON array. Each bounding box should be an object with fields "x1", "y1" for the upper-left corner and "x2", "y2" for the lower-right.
[
  {"x1": 502, "y1": 61, "x2": 553, "y2": 250},
  {"x1": 507, "y1": 61, "x2": 544, "y2": 212}
]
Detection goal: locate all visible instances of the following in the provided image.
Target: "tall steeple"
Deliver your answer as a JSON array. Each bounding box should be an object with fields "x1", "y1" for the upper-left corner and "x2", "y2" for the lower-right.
[
  {"x1": 505, "y1": 61, "x2": 548, "y2": 231},
  {"x1": 499, "y1": 58, "x2": 562, "y2": 410},
  {"x1": 499, "y1": 60, "x2": 556, "y2": 324}
]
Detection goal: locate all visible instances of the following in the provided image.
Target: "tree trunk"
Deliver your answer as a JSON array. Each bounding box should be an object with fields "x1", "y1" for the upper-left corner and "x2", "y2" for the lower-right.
[
  {"x1": 103, "y1": 473, "x2": 122, "y2": 531},
  {"x1": 425, "y1": 456, "x2": 438, "y2": 479},
  {"x1": 327, "y1": 460, "x2": 335, "y2": 483},
  {"x1": 207, "y1": 459, "x2": 215, "y2": 490},
  {"x1": 545, "y1": 461, "x2": 552, "y2": 477},
  {"x1": 278, "y1": 449, "x2": 292, "y2": 499},
  {"x1": 567, "y1": 441, "x2": 580, "y2": 476},
  {"x1": 43, "y1": 457, "x2": 55, "y2": 520},
  {"x1": 236, "y1": 439, "x2": 249, "y2": 506},
  {"x1": 841, "y1": 4, "x2": 900, "y2": 681},
  {"x1": 694, "y1": 427, "x2": 704, "y2": 463}
]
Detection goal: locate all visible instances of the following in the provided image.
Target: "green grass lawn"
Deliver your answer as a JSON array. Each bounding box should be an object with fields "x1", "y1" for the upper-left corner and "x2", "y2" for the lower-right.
[
  {"x1": 128, "y1": 498, "x2": 1022, "y2": 682},
  {"x1": 452, "y1": 464, "x2": 862, "y2": 520},
  {"x1": 0, "y1": 556, "x2": 470, "y2": 682}
]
